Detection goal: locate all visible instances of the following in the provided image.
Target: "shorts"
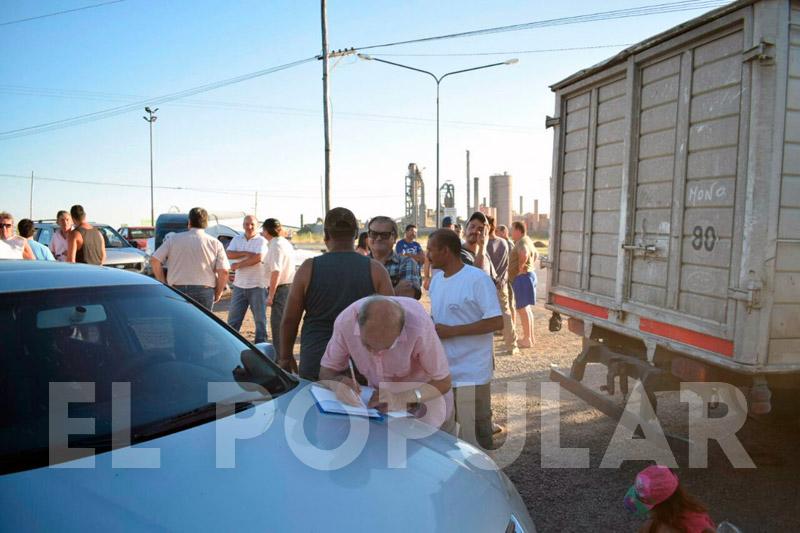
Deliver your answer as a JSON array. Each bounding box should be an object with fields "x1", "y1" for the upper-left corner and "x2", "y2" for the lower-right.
[{"x1": 512, "y1": 272, "x2": 537, "y2": 309}]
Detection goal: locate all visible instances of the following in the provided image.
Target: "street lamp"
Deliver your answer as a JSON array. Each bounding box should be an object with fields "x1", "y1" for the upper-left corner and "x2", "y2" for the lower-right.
[
  {"x1": 358, "y1": 54, "x2": 518, "y2": 226},
  {"x1": 143, "y1": 107, "x2": 159, "y2": 227}
]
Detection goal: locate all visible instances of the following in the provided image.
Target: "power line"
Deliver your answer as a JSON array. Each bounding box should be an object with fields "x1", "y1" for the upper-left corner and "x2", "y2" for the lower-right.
[
  {"x1": 0, "y1": 0, "x2": 126, "y2": 27},
  {"x1": 0, "y1": 85, "x2": 535, "y2": 133},
  {"x1": 352, "y1": 0, "x2": 726, "y2": 51},
  {"x1": 371, "y1": 43, "x2": 634, "y2": 57},
  {"x1": 0, "y1": 173, "x2": 398, "y2": 199},
  {"x1": 0, "y1": 57, "x2": 317, "y2": 141}
]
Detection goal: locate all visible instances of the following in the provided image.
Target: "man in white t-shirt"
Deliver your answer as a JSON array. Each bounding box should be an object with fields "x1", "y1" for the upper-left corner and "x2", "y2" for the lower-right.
[
  {"x1": 0, "y1": 211, "x2": 34, "y2": 260},
  {"x1": 428, "y1": 228, "x2": 503, "y2": 450},
  {"x1": 226, "y1": 215, "x2": 269, "y2": 343},
  {"x1": 261, "y1": 218, "x2": 295, "y2": 356}
]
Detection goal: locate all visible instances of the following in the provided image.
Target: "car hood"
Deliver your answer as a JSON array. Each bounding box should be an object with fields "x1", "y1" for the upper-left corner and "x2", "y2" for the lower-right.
[
  {"x1": 105, "y1": 247, "x2": 147, "y2": 264},
  {"x1": 0, "y1": 383, "x2": 531, "y2": 532}
]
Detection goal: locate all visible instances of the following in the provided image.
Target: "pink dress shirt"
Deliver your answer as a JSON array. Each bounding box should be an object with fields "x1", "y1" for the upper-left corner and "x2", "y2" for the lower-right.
[{"x1": 320, "y1": 296, "x2": 454, "y2": 428}]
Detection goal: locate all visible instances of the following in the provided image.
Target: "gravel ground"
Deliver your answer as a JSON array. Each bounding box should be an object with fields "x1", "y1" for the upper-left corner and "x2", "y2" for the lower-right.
[{"x1": 215, "y1": 271, "x2": 800, "y2": 532}]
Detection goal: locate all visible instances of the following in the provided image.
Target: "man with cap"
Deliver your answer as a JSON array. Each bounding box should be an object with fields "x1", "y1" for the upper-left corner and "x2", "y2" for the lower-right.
[
  {"x1": 261, "y1": 218, "x2": 295, "y2": 355},
  {"x1": 279, "y1": 207, "x2": 394, "y2": 380}
]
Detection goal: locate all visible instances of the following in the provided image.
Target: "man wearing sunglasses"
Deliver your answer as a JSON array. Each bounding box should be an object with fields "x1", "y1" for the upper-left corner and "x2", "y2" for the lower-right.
[
  {"x1": 367, "y1": 216, "x2": 421, "y2": 300},
  {"x1": 0, "y1": 211, "x2": 34, "y2": 260}
]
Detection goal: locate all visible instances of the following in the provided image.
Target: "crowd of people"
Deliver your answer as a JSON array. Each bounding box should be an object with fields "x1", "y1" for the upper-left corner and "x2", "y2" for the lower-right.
[
  {"x1": 0, "y1": 205, "x2": 106, "y2": 263},
  {"x1": 1, "y1": 203, "x2": 540, "y2": 451}
]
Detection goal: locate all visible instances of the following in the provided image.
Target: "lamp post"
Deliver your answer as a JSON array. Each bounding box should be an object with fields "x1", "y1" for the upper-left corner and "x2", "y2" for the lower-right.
[
  {"x1": 357, "y1": 54, "x2": 518, "y2": 226},
  {"x1": 143, "y1": 107, "x2": 158, "y2": 227}
]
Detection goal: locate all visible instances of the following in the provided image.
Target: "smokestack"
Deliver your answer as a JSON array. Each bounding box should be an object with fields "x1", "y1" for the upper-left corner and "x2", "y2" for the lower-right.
[
  {"x1": 519, "y1": 195, "x2": 523, "y2": 215},
  {"x1": 482, "y1": 196, "x2": 487, "y2": 207},
  {"x1": 534, "y1": 199, "x2": 539, "y2": 217},
  {"x1": 473, "y1": 177, "x2": 479, "y2": 213}
]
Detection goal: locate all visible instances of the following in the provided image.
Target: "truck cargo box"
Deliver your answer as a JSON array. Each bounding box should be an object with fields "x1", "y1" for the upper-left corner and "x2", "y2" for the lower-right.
[{"x1": 545, "y1": 0, "x2": 800, "y2": 406}]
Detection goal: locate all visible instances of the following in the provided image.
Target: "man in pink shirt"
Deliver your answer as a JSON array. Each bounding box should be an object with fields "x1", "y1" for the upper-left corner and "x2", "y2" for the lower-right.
[{"x1": 319, "y1": 295, "x2": 455, "y2": 433}]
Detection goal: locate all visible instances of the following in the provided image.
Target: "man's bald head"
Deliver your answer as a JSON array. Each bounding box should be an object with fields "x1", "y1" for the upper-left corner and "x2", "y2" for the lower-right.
[
  {"x1": 242, "y1": 215, "x2": 258, "y2": 237},
  {"x1": 357, "y1": 296, "x2": 405, "y2": 352}
]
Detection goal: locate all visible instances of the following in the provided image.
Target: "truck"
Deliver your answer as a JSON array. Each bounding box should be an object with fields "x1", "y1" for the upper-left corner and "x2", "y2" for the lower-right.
[{"x1": 545, "y1": 0, "x2": 799, "y2": 419}]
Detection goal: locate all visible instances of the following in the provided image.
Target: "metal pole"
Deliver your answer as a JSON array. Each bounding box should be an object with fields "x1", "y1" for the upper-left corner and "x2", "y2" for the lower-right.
[
  {"x1": 29, "y1": 171, "x2": 34, "y2": 218},
  {"x1": 148, "y1": 117, "x2": 154, "y2": 226},
  {"x1": 321, "y1": 0, "x2": 332, "y2": 214},
  {"x1": 254, "y1": 190, "x2": 259, "y2": 219},
  {"x1": 436, "y1": 81, "x2": 440, "y2": 227},
  {"x1": 466, "y1": 150, "x2": 470, "y2": 217}
]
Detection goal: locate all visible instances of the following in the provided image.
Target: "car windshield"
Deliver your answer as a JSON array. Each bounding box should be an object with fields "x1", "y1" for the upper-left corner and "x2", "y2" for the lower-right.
[
  {"x1": 97, "y1": 225, "x2": 132, "y2": 248},
  {"x1": 128, "y1": 228, "x2": 153, "y2": 240},
  {"x1": 0, "y1": 284, "x2": 294, "y2": 472}
]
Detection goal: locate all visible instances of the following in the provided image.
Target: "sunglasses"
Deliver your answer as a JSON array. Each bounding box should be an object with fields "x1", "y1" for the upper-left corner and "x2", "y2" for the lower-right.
[
  {"x1": 0, "y1": 223, "x2": 13, "y2": 228},
  {"x1": 368, "y1": 230, "x2": 394, "y2": 240}
]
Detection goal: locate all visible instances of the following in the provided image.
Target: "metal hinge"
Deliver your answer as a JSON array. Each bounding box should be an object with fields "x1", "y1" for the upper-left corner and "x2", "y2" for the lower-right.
[
  {"x1": 728, "y1": 280, "x2": 762, "y2": 312},
  {"x1": 545, "y1": 115, "x2": 560, "y2": 129},
  {"x1": 621, "y1": 242, "x2": 657, "y2": 253},
  {"x1": 540, "y1": 255, "x2": 552, "y2": 268},
  {"x1": 742, "y1": 39, "x2": 775, "y2": 65}
]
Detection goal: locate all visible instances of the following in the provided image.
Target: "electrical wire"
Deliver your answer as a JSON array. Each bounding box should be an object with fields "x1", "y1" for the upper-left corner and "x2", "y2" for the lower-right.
[
  {"x1": 0, "y1": 173, "x2": 397, "y2": 199},
  {"x1": 0, "y1": 0, "x2": 126, "y2": 27},
  {"x1": 371, "y1": 43, "x2": 634, "y2": 57},
  {"x1": 0, "y1": 85, "x2": 535, "y2": 133},
  {"x1": 352, "y1": 0, "x2": 727, "y2": 51},
  {"x1": 0, "y1": 57, "x2": 317, "y2": 141}
]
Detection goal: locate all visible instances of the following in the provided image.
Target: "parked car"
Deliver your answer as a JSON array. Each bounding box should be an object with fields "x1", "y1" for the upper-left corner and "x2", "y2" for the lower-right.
[
  {"x1": 117, "y1": 226, "x2": 154, "y2": 251},
  {"x1": 0, "y1": 261, "x2": 535, "y2": 532},
  {"x1": 33, "y1": 220, "x2": 150, "y2": 275}
]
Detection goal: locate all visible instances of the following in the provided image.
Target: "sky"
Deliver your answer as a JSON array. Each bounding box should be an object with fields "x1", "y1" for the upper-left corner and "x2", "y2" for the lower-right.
[{"x1": 0, "y1": 0, "x2": 729, "y2": 228}]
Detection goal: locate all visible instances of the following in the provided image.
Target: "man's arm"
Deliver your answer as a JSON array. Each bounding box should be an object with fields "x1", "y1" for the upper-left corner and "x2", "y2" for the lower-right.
[
  {"x1": 214, "y1": 268, "x2": 228, "y2": 302},
  {"x1": 66, "y1": 231, "x2": 81, "y2": 263},
  {"x1": 435, "y1": 316, "x2": 503, "y2": 339},
  {"x1": 231, "y1": 253, "x2": 262, "y2": 271},
  {"x1": 422, "y1": 256, "x2": 432, "y2": 290},
  {"x1": 226, "y1": 250, "x2": 252, "y2": 259},
  {"x1": 22, "y1": 241, "x2": 34, "y2": 260},
  {"x1": 279, "y1": 258, "x2": 313, "y2": 373},
  {"x1": 369, "y1": 260, "x2": 394, "y2": 296},
  {"x1": 99, "y1": 238, "x2": 106, "y2": 265},
  {"x1": 394, "y1": 257, "x2": 421, "y2": 299},
  {"x1": 150, "y1": 256, "x2": 166, "y2": 283},
  {"x1": 518, "y1": 246, "x2": 529, "y2": 274}
]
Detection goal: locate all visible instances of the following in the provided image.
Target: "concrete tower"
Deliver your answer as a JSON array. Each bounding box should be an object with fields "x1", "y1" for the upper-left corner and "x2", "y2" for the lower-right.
[{"x1": 489, "y1": 172, "x2": 513, "y2": 228}]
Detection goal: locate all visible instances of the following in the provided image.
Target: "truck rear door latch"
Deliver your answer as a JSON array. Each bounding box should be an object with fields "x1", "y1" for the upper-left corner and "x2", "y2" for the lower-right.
[{"x1": 621, "y1": 242, "x2": 657, "y2": 253}]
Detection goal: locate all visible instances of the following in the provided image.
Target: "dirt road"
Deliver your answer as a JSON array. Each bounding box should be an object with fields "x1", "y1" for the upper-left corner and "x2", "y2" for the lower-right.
[{"x1": 215, "y1": 279, "x2": 800, "y2": 532}]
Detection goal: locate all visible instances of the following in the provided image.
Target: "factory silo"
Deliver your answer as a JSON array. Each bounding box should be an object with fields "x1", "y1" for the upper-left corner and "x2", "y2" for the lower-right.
[{"x1": 489, "y1": 172, "x2": 513, "y2": 228}]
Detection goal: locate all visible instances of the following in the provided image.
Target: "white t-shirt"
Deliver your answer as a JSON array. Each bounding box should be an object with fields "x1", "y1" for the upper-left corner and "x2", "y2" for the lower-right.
[
  {"x1": 228, "y1": 234, "x2": 268, "y2": 289},
  {"x1": 265, "y1": 236, "x2": 296, "y2": 287},
  {"x1": 0, "y1": 237, "x2": 26, "y2": 259},
  {"x1": 429, "y1": 264, "x2": 501, "y2": 386}
]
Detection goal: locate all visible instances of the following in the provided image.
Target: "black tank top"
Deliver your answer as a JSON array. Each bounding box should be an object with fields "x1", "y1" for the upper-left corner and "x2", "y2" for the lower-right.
[
  {"x1": 299, "y1": 251, "x2": 375, "y2": 380},
  {"x1": 75, "y1": 226, "x2": 104, "y2": 265}
]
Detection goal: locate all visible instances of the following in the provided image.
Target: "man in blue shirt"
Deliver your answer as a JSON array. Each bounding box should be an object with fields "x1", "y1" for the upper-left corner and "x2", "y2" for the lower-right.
[
  {"x1": 17, "y1": 219, "x2": 55, "y2": 261},
  {"x1": 394, "y1": 223, "x2": 425, "y2": 265}
]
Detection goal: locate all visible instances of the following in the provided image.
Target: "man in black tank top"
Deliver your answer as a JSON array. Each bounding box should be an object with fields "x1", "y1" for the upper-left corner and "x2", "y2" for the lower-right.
[
  {"x1": 278, "y1": 207, "x2": 394, "y2": 380},
  {"x1": 67, "y1": 204, "x2": 106, "y2": 266}
]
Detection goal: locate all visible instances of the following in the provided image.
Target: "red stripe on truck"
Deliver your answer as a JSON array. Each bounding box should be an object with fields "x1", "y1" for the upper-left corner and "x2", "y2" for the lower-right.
[
  {"x1": 639, "y1": 318, "x2": 734, "y2": 357},
  {"x1": 552, "y1": 294, "x2": 609, "y2": 319}
]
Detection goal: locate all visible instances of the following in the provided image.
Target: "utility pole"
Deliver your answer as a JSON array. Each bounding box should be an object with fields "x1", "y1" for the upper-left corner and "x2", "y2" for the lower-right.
[
  {"x1": 143, "y1": 107, "x2": 158, "y2": 227},
  {"x1": 320, "y1": 0, "x2": 331, "y2": 214},
  {"x1": 465, "y1": 150, "x2": 470, "y2": 217},
  {"x1": 29, "y1": 171, "x2": 34, "y2": 218},
  {"x1": 254, "y1": 190, "x2": 259, "y2": 219}
]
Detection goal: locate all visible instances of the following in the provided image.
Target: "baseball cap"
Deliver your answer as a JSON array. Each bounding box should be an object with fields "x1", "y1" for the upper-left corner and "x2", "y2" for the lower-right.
[
  {"x1": 441, "y1": 216, "x2": 454, "y2": 227},
  {"x1": 623, "y1": 466, "x2": 679, "y2": 517},
  {"x1": 324, "y1": 207, "x2": 358, "y2": 235}
]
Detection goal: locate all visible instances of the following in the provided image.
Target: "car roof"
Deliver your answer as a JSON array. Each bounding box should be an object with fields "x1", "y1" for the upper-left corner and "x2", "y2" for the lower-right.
[{"x1": 0, "y1": 261, "x2": 161, "y2": 294}]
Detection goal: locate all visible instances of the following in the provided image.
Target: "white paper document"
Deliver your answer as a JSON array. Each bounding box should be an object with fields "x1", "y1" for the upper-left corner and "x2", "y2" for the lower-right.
[{"x1": 310, "y1": 385, "x2": 410, "y2": 419}]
